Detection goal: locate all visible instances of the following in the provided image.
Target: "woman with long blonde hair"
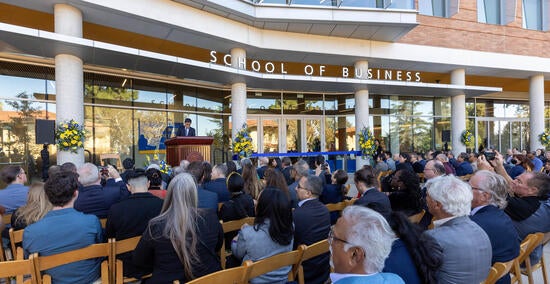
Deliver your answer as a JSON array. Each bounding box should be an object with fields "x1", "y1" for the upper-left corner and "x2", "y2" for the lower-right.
[
  {"x1": 133, "y1": 173, "x2": 223, "y2": 283},
  {"x1": 12, "y1": 182, "x2": 53, "y2": 230}
]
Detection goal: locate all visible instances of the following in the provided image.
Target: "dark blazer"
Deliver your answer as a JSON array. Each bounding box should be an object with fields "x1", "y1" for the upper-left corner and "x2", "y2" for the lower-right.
[
  {"x1": 389, "y1": 190, "x2": 422, "y2": 217},
  {"x1": 320, "y1": 184, "x2": 345, "y2": 224},
  {"x1": 176, "y1": 126, "x2": 195, "y2": 137},
  {"x1": 396, "y1": 162, "x2": 414, "y2": 173},
  {"x1": 133, "y1": 209, "x2": 223, "y2": 284},
  {"x1": 197, "y1": 185, "x2": 219, "y2": 211},
  {"x1": 455, "y1": 161, "x2": 474, "y2": 176},
  {"x1": 106, "y1": 192, "x2": 163, "y2": 278},
  {"x1": 354, "y1": 188, "x2": 392, "y2": 221},
  {"x1": 257, "y1": 166, "x2": 268, "y2": 179},
  {"x1": 75, "y1": 182, "x2": 129, "y2": 218},
  {"x1": 281, "y1": 166, "x2": 293, "y2": 185},
  {"x1": 471, "y1": 205, "x2": 520, "y2": 284},
  {"x1": 203, "y1": 178, "x2": 230, "y2": 202},
  {"x1": 293, "y1": 199, "x2": 331, "y2": 284},
  {"x1": 219, "y1": 192, "x2": 256, "y2": 248}
]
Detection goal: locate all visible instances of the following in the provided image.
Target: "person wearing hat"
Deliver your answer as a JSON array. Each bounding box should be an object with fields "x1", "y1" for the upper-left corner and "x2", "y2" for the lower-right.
[
  {"x1": 176, "y1": 118, "x2": 196, "y2": 137},
  {"x1": 293, "y1": 174, "x2": 331, "y2": 284}
]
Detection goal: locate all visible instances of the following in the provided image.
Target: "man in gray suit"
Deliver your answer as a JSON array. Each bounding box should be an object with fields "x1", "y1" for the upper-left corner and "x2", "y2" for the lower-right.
[{"x1": 423, "y1": 175, "x2": 492, "y2": 284}]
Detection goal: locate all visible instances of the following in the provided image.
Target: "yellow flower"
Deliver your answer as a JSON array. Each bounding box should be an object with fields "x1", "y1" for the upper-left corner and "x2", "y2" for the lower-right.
[
  {"x1": 71, "y1": 140, "x2": 77, "y2": 145},
  {"x1": 63, "y1": 142, "x2": 69, "y2": 146},
  {"x1": 78, "y1": 141, "x2": 83, "y2": 146}
]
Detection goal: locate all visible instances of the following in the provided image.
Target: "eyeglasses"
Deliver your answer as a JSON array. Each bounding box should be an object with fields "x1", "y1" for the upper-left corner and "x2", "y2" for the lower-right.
[
  {"x1": 297, "y1": 184, "x2": 309, "y2": 191},
  {"x1": 328, "y1": 226, "x2": 352, "y2": 246}
]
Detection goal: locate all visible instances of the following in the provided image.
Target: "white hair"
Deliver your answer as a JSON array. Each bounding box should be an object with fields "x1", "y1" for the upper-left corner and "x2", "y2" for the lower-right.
[
  {"x1": 77, "y1": 163, "x2": 100, "y2": 186},
  {"x1": 426, "y1": 175, "x2": 473, "y2": 217},
  {"x1": 473, "y1": 170, "x2": 509, "y2": 208},
  {"x1": 340, "y1": 206, "x2": 396, "y2": 274}
]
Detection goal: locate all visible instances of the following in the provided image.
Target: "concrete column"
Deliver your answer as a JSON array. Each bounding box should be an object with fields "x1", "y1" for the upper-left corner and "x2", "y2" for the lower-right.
[
  {"x1": 230, "y1": 48, "x2": 247, "y2": 148},
  {"x1": 354, "y1": 61, "x2": 369, "y2": 167},
  {"x1": 451, "y1": 69, "x2": 466, "y2": 155},
  {"x1": 530, "y1": 74, "x2": 545, "y2": 151},
  {"x1": 54, "y1": 4, "x2": 84, "y2": 166}
]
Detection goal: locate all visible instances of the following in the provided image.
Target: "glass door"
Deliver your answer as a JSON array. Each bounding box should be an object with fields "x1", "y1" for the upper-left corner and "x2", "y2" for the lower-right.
[{"x1": 475, "y1": 118, "x2": 529, "y2": 152}]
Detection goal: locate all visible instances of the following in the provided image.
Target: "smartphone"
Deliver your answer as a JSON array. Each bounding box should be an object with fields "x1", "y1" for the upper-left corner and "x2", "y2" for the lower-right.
[{"x1": 484, "y1": 151, "x2": 496, "y2": 161}]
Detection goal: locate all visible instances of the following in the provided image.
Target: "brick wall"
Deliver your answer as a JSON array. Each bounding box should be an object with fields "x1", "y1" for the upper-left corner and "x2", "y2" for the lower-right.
[{"x1": 399, "y1": 0, "x2": 550, "y2": 58}]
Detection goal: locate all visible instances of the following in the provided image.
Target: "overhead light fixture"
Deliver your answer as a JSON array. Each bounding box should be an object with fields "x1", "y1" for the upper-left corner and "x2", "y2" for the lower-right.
[{"x1": 122, "y1": 79, "x2": 127, "y2": 87}]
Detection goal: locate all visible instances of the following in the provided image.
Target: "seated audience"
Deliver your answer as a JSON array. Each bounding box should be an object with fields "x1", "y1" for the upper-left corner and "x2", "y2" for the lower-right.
[
  {"x1": 75, "y1": 163, "x2": 129, "y2": 218},
  {"x1": 232, "y1": 187, "x2": 294, "y2": 284},
  {"x1": 106, "y1": 169, "x2": 163, "y2": 278},
  {"x1": 288, "y1": 159, "x2": 310, "y2": 208},
  {"x1": 256, "y1": 157, "x2": 269, "y2": 179},
  {"x1": 375, "y1": 153, "x2": 389, "y2": 172},
  {"x1": 507, "y1": 154, "x2": 533, "y2": 179},
  {"x1": 133, "y1": 173, "x2": 223, "y2": 283},
  {"x1": 436, "y1": 154, "x2": 456, "y2": 175},
  {"x1": 320, "y1": 169, "x2": 349, "y2": 224},
  {"x1": 423, "y1": 175, "x2": 492, "y2": 284},
  {"x1": 329, "y1": 206, "x2": 404, "y2": 284},
  {"x1": 469, "y1": 170, "x2": 520, "y2": 284},
  {"x1": 203, "y1": 164, "x2": 230, "y2": 202},
  {"x1": 241, "y1": 158, "x2": 263, "y2": 201},
  {"x1": 120, "y1": 158, "x2": 135, "y2": 183},
  {"x1": 264, "y1": 168, "x2": 293, "y2": 203},
  {"x1": 353, "y1": 166, "x2": 392, "y2": 220},
  {"x1": 186, "y1": 161, "x2": 218, "y2": 211},
  {"x1": 0, "y1": 165, "x2": 29, "y2": 214},
  {"x1": 281, "y1": 157, "x2": 293, "y2": 185},
  {"x1": 11, "y1": 182, "x2": 53, "y2": 230},
  {"x1": 219, "y1": 172, "x2": 255, "y2": 247},
  {"x1": 388, "y1": 169, "x2": 422, "y2": 216},
  {"x1": 294, "y1": 175, "x2": 331, "y2": 284},
  {"x1": 146, "y1": 168, "x2": 166, "y2": 199},
  {"x1": 383, "y1": 212, "x2": 443, "y2": 284},
  {"x1": 23, "y1": 170, "x2": 103, "y2": 283},
  {"x1": 454, "y1": 152, "x2": 474, "y2": 176},
  {"x1": 396, "y1": 153, "x2": 414, "y2": 173}
]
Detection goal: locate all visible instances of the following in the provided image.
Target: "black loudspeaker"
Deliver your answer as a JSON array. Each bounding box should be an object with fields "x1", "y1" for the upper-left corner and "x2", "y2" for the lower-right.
[
  {"x1": 35, "y1": 119, "x2": 55, "y2": 144},
  {"x1": 442, "y1": 130, "x2": 451, "y2": 142}
]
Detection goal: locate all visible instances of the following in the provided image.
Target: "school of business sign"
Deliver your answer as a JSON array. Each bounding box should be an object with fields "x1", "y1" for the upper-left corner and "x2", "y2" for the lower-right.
[{"x1": 209, "y1": 51, "x2": 421, "y2": 82}]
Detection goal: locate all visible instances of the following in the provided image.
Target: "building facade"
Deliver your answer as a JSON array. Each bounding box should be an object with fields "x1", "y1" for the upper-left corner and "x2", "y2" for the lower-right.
[{"x1": 0, "y1": 0, "x2": 548, "y2": 177}]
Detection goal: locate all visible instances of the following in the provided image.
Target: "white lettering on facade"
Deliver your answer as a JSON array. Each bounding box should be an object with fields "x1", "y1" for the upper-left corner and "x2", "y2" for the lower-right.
[
  {"x1": 208, "y1": 50, "x2": 422, "y2": 82},
  {"x1": 304, "y1": 65, "x2": 314, "y2": 76}
]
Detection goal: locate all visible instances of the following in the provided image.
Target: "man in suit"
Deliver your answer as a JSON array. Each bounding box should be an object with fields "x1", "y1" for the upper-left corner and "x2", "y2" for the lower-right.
[
  {"x1": 256, "y1": 156, "x2": 269, "y2": 179},
  {"x1": 288, "y1": 159, "x2": 309, "y2": 208},
  {"x1": 186, "y1": 161, "x2": 218, "y2": 211},
  {"x1": 203, "y1": 163, "x2": 230, "y2": 202},
  {"x1": 105, "y1": 168, "x2": 163, "y2": 278},
  {"x1": 353, "y1": 166, "x2": 392, "y2": 221},
  {"x1": 75, "y1": 163, "x2": 129, "y2": 218},
  {"x1": 469, "y1": 170, "x2": 520, "y2": 284},
  {"x1": 294, "y1": 175, "x2": 331, "y2": 284},
  {"x1": 176, "y1": 117, "x2": 196, "y2": 136},
  {"x1": 423, "y1": 175, "x2": 492, "y2": 284},
  {"x1": 454, "y1": 152, "x2": 474, "y2": 176}
]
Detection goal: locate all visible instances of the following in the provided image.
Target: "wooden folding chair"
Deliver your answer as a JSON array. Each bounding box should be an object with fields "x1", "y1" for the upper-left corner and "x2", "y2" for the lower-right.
[
  {"x1": 297, "y1": 239, "x2": 329, "y2": 284},
  {"x1": 9, "y1": 228, "x2": 25, "y2": 259},
  {"x1": 186, "y1": 260, "x2": 253, "y2": 284},
  {"x1": 0, "y1": 251, "x2": 38, "y2": 284},
  {"x1": 32, "y1": 242, "x2": 111, "y2": 284},
  {"x1": 511, "y1": 232, "x2": 545, "y2": 284},
  {"x1": 482, "y1": 259, "x2": 515, "y2": 284},
  {"x1": 408, "y1": 209, "x2": 426, "y2": 224},
  {"x1": 519, "y1": 232, "x2": 548, "y2": 284},
  {"x1": 99, "y1": 218, "x2": 107, "y2": 229},
  {"x1": 220, "y1": 217, "x2": 255, "y2": 269},
  {"x1": 246, "y1": 245, "x2": 307, "y2": 284},
  {"x1": 110, "y1": 236, "x2": 150, "y2": 284},
  {"x1": 0, "y1": 213, "x2": 12, "y2": 261},
  {"x1": 325, "y1": 201, "x2": 348, "y2": 215}
]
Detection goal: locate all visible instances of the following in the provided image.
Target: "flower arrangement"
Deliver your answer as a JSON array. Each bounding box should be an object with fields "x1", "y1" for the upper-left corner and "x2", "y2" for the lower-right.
[
  {"x1": 144, "y1": 153, "x2": 171, "y2": 175},
  {"x1": 461, "y1": 130, "x2": 474, "y2": 147},
  {"x1": 357, "y1": 126, "x2": 377, "y2": 158},
  {"x1": 56, "y1": 119, "x2": 86, "y2": 153},
  {"x1": 539, "y1": 129, "x2": 550, "y2": 148},
  {"x1": 233, "y1": 123, "x2": 253, "y2": 159}
]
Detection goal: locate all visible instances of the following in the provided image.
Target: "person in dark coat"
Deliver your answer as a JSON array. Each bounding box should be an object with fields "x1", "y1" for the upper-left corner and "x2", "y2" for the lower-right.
[
  {"x1": 294, "y1": 175, "x2": 331, "y2": 284},
  {"x1": 175, "y1": 117, "x2": 196, "y2": 136},
  {"x1": 106, "y1": 169, "x2": 163, "y2": 278},
  {"x1": 203, "y1": 164, "x2": 230, "y2": 202},
  {"x1": 353, "y1": 166, "x2": 392, "y2": 221},
  {"x1": 133, "y1": 173, "x2": 223, "y2": 283},
  {"x1": 388, "y1": 169, "x2": 422, "y2": 217},
  {"x1": 219, "y1": 172, "x2": 255, "y2": 247},
  {"x1": 320, "y1": 169, "x2": 349, "y2": 224}
]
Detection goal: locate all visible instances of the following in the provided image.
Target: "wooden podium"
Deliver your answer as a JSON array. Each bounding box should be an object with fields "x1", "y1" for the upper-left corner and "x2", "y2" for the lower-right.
[{"x1": 165, "y1": 136, "x2": 214, "y2": 166}]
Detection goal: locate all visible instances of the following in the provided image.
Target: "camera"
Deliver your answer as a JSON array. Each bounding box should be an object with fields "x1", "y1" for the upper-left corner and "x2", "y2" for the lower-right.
[
  {"x1": 484, "y1": 151, "x2": 496, "y2": 161},
  {"x1": 100, "y1": 166, "x2": 109, "y2": 176},
  {"x1": 321, "y1": 162, "x2": 328, "y2": 171}
]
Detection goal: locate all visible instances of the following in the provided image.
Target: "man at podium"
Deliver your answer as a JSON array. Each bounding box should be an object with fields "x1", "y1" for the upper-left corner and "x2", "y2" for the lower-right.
[{"x1": 176, "y1": 118, "x2": 196, "y2": 137}]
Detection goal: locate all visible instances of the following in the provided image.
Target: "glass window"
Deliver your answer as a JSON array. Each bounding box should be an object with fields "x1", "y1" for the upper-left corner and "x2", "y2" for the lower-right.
[
  {"x1": 478, "y1": 0, "x2": 516, "y2": 25},
  {"x1": 247, "y1": 92, "x2": 281, "y2": 115},
  {"x1": 418, "y1": 0, "x2": 459, "y2": 17},
  {"x1": 523, "y1": 0, "x2": 549, "y2": 31}
]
